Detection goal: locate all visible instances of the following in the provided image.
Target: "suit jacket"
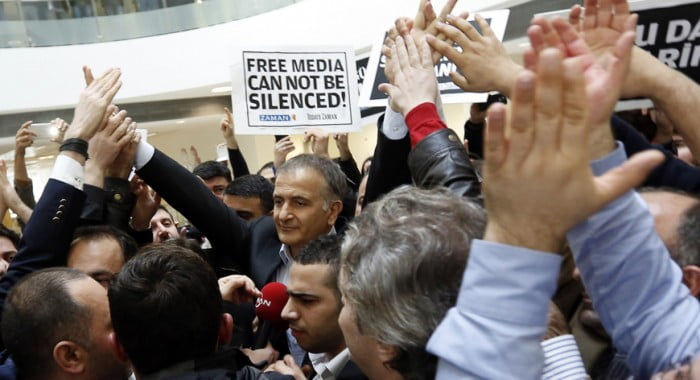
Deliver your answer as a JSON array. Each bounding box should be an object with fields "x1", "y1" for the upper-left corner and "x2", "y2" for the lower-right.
[
  {"x1": 138, "y1": 149, "x2": 284, "y2": 288},
  {"x1": 138, "y1": 150, "x2": 293, "y2": 355},
  {"x1": 363, "y1": 114, "x2": 413, "y2": 208},
  {"x1": 0, "y1": 179, "x2": 85, "y2": 348}
]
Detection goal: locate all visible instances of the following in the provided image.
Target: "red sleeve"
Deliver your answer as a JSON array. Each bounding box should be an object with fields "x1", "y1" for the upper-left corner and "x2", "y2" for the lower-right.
[{"x1": 405, "y1": 102, "x2": 447, "y2": 148}]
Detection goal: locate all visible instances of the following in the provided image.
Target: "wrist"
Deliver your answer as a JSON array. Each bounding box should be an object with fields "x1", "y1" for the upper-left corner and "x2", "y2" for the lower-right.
[
  {"x1": 587, "y1": 122, "x2": 616, "y2": 161},
  {"x1": 58, "y1": 151, "x2": 87, "y2": 166},
  {"x1": 484, "y1": 222, "x2": 564, "y2": 254},
  {"x1": 495, "y1": 61, "x2": 522, "y2": 98},
  {"x1": 225, "y1": 136, "x2": 239, "y2": 149},
  {"x1": 64, "y1": 125, "x2": 91, "y2": 142},
  {"x1": 14, "y1": 148, "x2": 25, "y2": 156}
]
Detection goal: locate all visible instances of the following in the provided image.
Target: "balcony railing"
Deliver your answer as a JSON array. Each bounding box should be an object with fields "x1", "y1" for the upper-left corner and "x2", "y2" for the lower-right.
[{"x1": 0, "y1": 0, "x2": 300, "y2": 47}]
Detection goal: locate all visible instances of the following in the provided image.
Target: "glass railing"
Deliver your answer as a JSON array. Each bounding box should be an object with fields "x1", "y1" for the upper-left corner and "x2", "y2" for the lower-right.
[{"x1": 0, "y1": 0, "x2": 300, "y2": 47}]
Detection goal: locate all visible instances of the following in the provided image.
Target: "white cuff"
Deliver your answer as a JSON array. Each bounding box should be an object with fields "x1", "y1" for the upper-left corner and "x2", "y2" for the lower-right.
[
  {"x1": 134, "y1": 140, "x2": 155, "y2": 171},
  {"x1": 435, "y1": 93, "x2": 446, "y2": 121},
  {"x1": 51, "y1": 154, "x2": 85, "y2": 190},
  {"x1": 382, "y1": 104, "x2": 409, "y2": 140}
]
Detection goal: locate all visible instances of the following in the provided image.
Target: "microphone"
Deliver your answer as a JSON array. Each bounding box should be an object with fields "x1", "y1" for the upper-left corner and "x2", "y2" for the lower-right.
[{"x1": 254, "y1": 282, "x2": 289, "y2": 348}]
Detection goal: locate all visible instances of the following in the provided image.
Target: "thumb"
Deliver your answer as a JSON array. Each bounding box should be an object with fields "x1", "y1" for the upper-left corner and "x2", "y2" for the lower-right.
[
  {"x1": 377, "y1": 83, "x2": 397, "y2": 97},
  {"x1": 594, "y1": 150, "x2": 664, "y2": 208}
]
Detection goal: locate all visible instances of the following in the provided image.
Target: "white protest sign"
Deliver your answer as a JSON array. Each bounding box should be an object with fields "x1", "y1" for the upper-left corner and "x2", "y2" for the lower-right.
[
  {"x1": 231, "y1": 46, "x2": 362, "y2": 135},
  {"x1": 359, "y1": 9, "x2": 510, "y2": 107}
]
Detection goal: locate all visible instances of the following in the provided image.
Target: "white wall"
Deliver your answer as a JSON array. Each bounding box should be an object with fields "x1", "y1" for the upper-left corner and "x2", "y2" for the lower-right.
[{"x1": 0, "y1": 0, "x2": 523, "y2": 114}]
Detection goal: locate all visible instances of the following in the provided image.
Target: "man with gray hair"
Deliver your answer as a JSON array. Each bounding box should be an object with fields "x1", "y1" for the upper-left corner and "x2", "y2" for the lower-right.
[
  {"x1": 133, "y1": 143, "x2": 348, "y2": 362},
  {"x1": 337, "y1": 186, "x2": 486, "y2": 380}
]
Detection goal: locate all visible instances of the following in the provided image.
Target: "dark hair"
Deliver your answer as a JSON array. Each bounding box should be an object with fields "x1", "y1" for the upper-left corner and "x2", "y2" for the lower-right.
[
  {"x1": 224, "y1": 174, "x2": 274, "y2": 214},
  {"x1": 256, "y1": 161, "x2": 275, "y2": 176},
  {"x1": 2, "y1": 268, "x2": 91, "y2": 379},
  {"x1": 156, "y1": 205, "x2": 175, "y2": 221},
  {"x1": 108, "y1": 244, "x2": 222, "y2": 375},
  {"x1": 0, "y1": 225, "x2": 20, "y2": 249},
  {"x1": 156, "y1": 238, "x2": 208, "y2": 261},
  {"x1": 296, "y1": 235, "x2": 342, "y2": 300},
  {"x1": 71, "y1": 225, "x2": 139, "y2": 262},
  {"x1": 278, "y1": 154, "x2": 348, "y2": 203},
  {"x1": 193, "y1": 160, "x2": 232, "y2": 182}
]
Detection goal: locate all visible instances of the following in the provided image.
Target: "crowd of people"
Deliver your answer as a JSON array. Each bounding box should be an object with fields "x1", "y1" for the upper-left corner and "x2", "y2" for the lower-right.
[{"x1": 0, "y1": 0, "x2": 699, "y2": 378}]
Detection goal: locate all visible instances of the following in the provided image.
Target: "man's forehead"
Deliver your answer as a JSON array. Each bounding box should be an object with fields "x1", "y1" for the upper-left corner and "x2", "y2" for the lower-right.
[
  {"x1": 289, "y1": 263, "x2": 332, "y2": 291},
  {"x1": 275, "y1": 169, "x2": 327, "y2": 196},
  {"x1": 151, "y1": 209, "x2": 174, "y2": 222}
]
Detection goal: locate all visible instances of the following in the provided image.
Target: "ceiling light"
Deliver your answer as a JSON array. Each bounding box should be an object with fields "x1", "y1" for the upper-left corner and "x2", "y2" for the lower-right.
[{"x1": 175, "y1": 120, "x2": 185, "y2": 124}]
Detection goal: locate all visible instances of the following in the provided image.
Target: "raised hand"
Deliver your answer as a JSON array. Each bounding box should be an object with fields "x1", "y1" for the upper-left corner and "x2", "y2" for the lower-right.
[
  {"x1": 429, "y1": 14, "x2": 522, "y2": 95},
  {"x1": 304, "y1": 128, "x2": 330, "y2": 158},
  {"x1": 66, "y1": 68, "x2": 122, "y2": 142},
  {"x1": 15, "y1": 121, "x2": 36, "y2": 153},
  {"x1": 411, "y1": 0, "x2": 463, "y2": 64},
  {"x1": 527, "y1": 16, "x2": 636, "y2": 160},
  {"x1": 88, "y1": 110, "x2": 135, "y2": 171},
  {"x1": 130, "y1": 175, "x2": 162, "y2": 231},
  {"x1": 334, "y1": 133, "x2": 352, "y2": 161},
  {"x1": 220, "y1": 107, "x2": 240, "y2": 149},
  {"x1": 274, "y1": 136, "x2": 295, "y2": 169},
  {"x1": 49, "y1": 118, "x2": 69, "y2": 144},
  {"x1": 482, "y1": 48, "x2": 663, "y2": 253},
  {"x1": 106, "y1": 122, "x2": 141, "y2": 179},
  {"x1": 0, "y1": 160, "x2": 32, "y2": 223},
  {"x1": 378, "y1": 35, "x2": 437, "y2": 115}
]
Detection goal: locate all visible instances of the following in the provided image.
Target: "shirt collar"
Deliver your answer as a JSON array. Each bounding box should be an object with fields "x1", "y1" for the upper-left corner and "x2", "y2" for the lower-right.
[
  {"x1": 278, "y1": 227, "x2": 337, "y2": 264},
  {"x1": 310, "y1": 348, "x2": 351, "y2": 380}
]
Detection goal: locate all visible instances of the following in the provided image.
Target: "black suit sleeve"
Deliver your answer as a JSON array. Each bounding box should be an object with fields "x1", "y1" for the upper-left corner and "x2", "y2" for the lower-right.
[
  {"x1": 228, "y1": 148, "x2": 250, "y2": 178},
  {"x1": 137, "y1": 149, "x2": 252, "y2": 273},
  {"x1": 363, "y1": 114, "x2": 413, "y2": 207},
  {"x1": 79, "y1": 184, "x2": 105, "y2": 225},
  {"x1": 0, "y1": 180, "x2": 85, "y2": 322},
  {"x1": 612, "y1": 116, "x2": 700, "y2": 193},
  {"x1": 337, "y1": 157, "x2": 361, "y2": 191}
]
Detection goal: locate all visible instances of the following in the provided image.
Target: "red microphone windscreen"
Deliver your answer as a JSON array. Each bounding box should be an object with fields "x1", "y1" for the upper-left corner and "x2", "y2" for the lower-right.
[{"x1": 255, "y1": 282, "x2": 289, "y2": 325}]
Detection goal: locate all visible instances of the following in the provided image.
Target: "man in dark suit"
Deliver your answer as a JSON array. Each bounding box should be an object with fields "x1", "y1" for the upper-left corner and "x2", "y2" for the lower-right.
[
  {"x1": 134, "y1": 149, "x2": 347, "y2": 289},
  {"x1": 134, "y1": 146, "x2": 347, "y2": 362},
  {"x1": 0, "y1": 68, "x2": 131, "y2": 379},
  {"x1": 281, "y1": 235, "x2": 367, "y2": 380}
]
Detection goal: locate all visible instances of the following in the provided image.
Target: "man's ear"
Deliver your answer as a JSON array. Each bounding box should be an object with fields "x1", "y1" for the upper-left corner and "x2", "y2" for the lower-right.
[
  {"x1": 217, "y1": 313, "x2": 234, "y2": 348},
  {"x1": 327, "y1": 200, "x2": 343, "y2": 226},
  {"x1": 377, "y1": 341, "x2": 398, "y2": 367},
  {"x1": 53, "y1": 341, "x2": 87, "y2": 375},
  {"x1": 109, "y1": 332, "x2": 130, "y2": 363},
  {"x1": 682, "y1": 265, "x2": 700, "y2": 297}
]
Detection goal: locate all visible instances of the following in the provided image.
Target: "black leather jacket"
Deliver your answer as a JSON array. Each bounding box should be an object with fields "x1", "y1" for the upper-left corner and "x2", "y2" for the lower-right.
[{"x1": 407, "y1": 128, "x2": 483, "y2": 204}]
